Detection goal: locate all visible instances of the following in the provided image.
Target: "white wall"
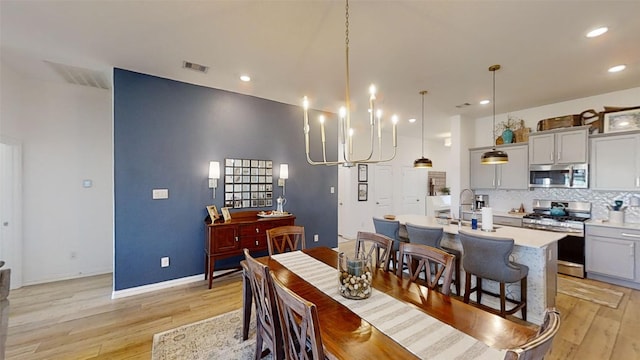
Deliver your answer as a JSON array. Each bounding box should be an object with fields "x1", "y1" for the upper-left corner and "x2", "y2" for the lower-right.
[
  {"x1": 338, "y1": 131, "x2": 452, "y2": 238},
  {"x1": 473, "y1": 87, "x2": 640, "y2": 148},
  {"x1": 0, "y1": 63, "x2": 113, "y2": 286}
]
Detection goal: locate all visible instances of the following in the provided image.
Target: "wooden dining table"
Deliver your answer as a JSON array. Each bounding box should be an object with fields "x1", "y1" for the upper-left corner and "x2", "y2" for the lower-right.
[{"x1": 250, "y1": 247, "x2": 537, "y2": 359}]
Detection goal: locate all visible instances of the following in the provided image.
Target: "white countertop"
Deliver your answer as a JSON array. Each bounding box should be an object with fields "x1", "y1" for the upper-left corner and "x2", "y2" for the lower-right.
[
  {"x1": 585, "y1": 219, "x2": 640, "y2": 230},
  {"x1": 396, "y1": 214, "x2": 567, "y2": 249}
]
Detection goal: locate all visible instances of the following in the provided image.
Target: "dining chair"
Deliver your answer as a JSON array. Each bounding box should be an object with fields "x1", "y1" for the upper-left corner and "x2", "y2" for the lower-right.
[
  {"x1": 267, "y1": 225, "x2": 306, "y2": 256},
  {"x1": 355, "y1": 231, "x2": 393, "y2": 272},
  {"x1": 270, "y1": 270, "x2": 327, "y2": 360},
  {"x1": 372, "y1": 217, "x2": 403, "y2": 271},
  {"x1": 396, "y1": 242, "x2": 455, "y2": 296},
  {"x1": 459, "y1": 230, "x2": 529, "y2": 320},
  {"x1": 504, "y1": 308, "x2": 561, "y2": 360},
  {"x1": 243, "y1": 249, "x2": 284, "y2": 360},
  {"x1": 405, "y1": 223, "x2": 461, "y2": 295}
]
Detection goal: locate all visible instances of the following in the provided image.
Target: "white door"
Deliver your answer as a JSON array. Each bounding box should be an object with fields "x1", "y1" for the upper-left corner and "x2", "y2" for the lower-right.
[
  {"x1": 0, "y1": 138, "x2": 23, "y2": 289},
  {"x1": 401, "y1": 167, "x2": 427, "y2": 215},
  {"x1": 374, "y1": 165, "x2": 393, "y2": 217}
]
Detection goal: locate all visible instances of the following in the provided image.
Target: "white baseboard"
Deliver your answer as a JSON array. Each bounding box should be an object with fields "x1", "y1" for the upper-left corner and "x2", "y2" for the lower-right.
[{"x1": 110, "y1": 269, "x2": 240, "y2": 299}]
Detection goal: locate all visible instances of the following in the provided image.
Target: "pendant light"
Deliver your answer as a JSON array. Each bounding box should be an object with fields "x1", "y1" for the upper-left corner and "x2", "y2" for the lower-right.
[
  {"x1": 481, "y1": 64, "x2": 509, "y2": 165},
  {"x1": 413, "y1": 90, "x2": 433, "y2": 168}
]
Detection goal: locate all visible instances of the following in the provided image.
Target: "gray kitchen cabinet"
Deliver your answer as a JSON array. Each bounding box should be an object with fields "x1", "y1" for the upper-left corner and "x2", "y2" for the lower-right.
[
  {"x1": 469, "y1": 144, "x2": 528, "y2": 190},
  {"x1": 529, "y1": 127, "x2": 589, "y2": 165},
  {"x1": 586, "y1": 224, "x2": 639, "y2": 284},
  {"x1": 590, "y1": 132, "x2": 640, "y2": 190}
]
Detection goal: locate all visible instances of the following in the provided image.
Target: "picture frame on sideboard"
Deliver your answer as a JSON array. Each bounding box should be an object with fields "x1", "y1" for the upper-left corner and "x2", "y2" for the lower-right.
[
  {"x1": 206, "y1": 205, "x2": 220, "y2": 221},
  {"x1": 221, "y1": 207, "x2": 232, "y2": 222}
]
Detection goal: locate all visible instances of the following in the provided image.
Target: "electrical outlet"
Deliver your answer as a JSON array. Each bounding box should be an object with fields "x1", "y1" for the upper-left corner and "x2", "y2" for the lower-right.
[
  {"x1": 70, "y1": 251, "x2": 77, "y2": 259},
  {"x1": 330, "y1": 186, "x2": 335, "y2": 194},
  {"x1": 161, "y1": 257, "x2": 170, "y2": 267},
  {"x1": 314, "y1": 234, "x2": 319, "y2": 242}
]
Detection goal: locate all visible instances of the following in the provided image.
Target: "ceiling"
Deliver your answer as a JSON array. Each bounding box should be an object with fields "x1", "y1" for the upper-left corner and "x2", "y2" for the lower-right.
[{"x1": 2, "y1": 1, "x2": 639, "y2": 140}]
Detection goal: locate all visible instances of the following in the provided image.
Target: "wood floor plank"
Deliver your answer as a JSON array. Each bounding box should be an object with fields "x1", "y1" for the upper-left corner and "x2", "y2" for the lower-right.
[
  {"x1": 571, "y1": 314, "x2": 620, "y2": 360},
  {"x1": 4, "y1": 260, "x2": 640, "y2": 360},
  {"x1": 554, "y1": 296, "x2": 599, "y2": 345}
]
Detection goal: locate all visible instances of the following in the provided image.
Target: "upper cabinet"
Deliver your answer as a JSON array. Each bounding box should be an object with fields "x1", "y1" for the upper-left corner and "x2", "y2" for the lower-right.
[
  {"x1": 529, "y1": 127, "x2": 589, "y2": 165},
  {"x1": 470, "y1": 144, "x2": 529, "y2": 190},
  {"x1": 590, "y1": 132, "x2": 640, "y2": 190}
]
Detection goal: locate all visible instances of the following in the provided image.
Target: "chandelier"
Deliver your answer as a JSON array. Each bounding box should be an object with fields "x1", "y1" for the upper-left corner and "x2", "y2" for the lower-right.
[{"x1": 302, "y1": 0, "x2": 398, "y2": 166}]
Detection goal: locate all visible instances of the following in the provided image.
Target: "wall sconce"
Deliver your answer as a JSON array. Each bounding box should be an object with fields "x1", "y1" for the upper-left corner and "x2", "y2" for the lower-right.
[
  {"x1": 208, "y1": 161, "x2": 220, "y2": 198},
  {"x1": 278, "y1": 163, "x2": 289, "y2": 196}
]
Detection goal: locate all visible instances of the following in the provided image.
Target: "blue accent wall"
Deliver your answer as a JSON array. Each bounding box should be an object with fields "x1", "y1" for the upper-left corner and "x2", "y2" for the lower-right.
[{"x1": 114, "y1": 68, "x2": 337, "y2": 290}]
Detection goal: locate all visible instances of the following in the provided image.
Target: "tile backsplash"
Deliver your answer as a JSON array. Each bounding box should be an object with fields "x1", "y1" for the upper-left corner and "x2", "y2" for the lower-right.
[{"x1": 478, "y1": 188, "x2": 640, "y2": 223}]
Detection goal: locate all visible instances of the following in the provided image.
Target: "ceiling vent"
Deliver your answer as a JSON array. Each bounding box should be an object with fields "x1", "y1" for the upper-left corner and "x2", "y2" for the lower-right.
[
  {"x1": 45, "y1": 61, "x2": 110, "y2": 90},
  {"x1": 455, "y1": 102, "x2": 472, "y2": 109},
  {"x1": 183, "y1": 61, "x2": 209, "y2": 73}
]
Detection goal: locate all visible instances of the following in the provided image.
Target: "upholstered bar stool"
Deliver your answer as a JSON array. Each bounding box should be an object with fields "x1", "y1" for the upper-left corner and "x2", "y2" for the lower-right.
[
  {"x1": 405, "y1": 223, "x2": 461, "y2": 295},
  {"x1": 459, "y1": 230, "x2": 528, "y2": 321},
  {"x1": 372, "y1": 217, "x2": 405, "y2": 272}
]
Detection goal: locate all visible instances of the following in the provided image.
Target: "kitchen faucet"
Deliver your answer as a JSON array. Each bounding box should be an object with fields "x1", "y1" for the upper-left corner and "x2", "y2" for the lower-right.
[{"x1": 458, "y1": 188, "x2": 475, "y2": 224}]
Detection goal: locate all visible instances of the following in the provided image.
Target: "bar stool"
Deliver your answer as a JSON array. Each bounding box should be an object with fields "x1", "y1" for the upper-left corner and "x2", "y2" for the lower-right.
[
  {"x1": 405, "y1": 223, "x2": 461, "y2": 295},
  {"x1": 459, "y1": 230, "x2": 528, "y2": 321},
  {"x1": 372, "y1": 217, "x2": 404, "y2": 272}
]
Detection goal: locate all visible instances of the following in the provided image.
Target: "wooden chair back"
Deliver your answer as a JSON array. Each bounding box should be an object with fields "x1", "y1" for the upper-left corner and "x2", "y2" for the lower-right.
[
  {"x1": 355, "y1": 231, "x2": 393, "y2": 272},
  {"x1": 243, "y1": 249, "x2": 284, "y2": 360},
  {"x1": 271, "y1": 270, "x2": 326, "y2": 360},
  {"x1": 397, "y1": 242, "x2": 455, "y2": 296},
  {"x1": 267, "y1": 225, "x2": 306, "y2": 256},
  {"x1": 504, "y1": 308, "x2": 561, "y2": 360}
]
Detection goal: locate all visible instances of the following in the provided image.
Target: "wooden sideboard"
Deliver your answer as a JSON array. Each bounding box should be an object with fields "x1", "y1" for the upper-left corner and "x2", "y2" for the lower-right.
[{"x1": 204, "y1": 210, "x2": 295, "y2": 289}]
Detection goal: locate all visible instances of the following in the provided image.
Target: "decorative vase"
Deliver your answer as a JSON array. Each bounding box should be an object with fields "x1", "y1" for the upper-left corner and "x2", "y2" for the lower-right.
[
  {"x1": 502, "y1": 128, "x2": 514, "y2": 144},
  {"x1": 338, "y1": 251, "x2": 372, "y2": 299}
]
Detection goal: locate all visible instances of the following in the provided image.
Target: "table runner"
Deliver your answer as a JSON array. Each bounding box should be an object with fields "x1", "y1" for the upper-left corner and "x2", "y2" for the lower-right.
[{"x1": 272, "y1": 251, "x2": 507, "y2": 360}]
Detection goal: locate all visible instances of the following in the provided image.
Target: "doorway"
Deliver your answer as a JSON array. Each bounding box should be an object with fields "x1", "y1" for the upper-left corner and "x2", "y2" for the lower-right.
[
  {"x1": 401, "y1": 167, "x2": 427, "y2": 215},
  {"x1": 0, "y1": 137, "x2": 23, "y2": 289}
]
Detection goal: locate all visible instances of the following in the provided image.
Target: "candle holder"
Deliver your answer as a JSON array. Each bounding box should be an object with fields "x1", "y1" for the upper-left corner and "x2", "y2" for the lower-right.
[{"x1": 338, "y1": 251, "x2": 372, "y2": 300}]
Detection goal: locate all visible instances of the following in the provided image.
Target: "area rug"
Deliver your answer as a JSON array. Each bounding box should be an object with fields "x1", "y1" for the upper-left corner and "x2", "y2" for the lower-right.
[
  {"x1": 557, "y1": 276, "x2": 624, "y2": 309},
  {"x1": 152, "y1": 309, "x2": 270, "y2": 360}
]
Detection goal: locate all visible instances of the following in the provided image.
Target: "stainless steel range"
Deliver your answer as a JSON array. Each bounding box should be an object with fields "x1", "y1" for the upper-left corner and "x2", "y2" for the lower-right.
[{"x1": 523, "y1": 200, "x2": 591, "y2": 278}]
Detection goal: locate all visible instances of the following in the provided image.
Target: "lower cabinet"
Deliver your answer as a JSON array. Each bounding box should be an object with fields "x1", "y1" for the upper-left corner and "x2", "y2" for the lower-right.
[{"x1": 586, "y1": 224, "x2": 638, "y2": 282}]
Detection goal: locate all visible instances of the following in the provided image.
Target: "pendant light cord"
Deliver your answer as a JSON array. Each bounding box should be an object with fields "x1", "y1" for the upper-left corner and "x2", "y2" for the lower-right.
[
  {"x1": 492, "y1": 68, "x2": 496, "y2": 150},
  {"x1": 421, "y1": 91, "x2": 425, "y2": 157}
]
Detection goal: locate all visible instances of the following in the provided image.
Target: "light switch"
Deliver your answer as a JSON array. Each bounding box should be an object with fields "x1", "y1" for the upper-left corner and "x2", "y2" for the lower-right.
[
  {"x1": 152, "y1": 189, "x2": 169, "y2": 199},
  {"x1": 82, "y1": 179, "x2": 93, "y2": 188}
]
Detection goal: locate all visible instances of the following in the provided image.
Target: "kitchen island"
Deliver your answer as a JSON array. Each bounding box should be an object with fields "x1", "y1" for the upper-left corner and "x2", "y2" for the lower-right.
[{"x1": 396, "y1": 214, "x2": 565, "y2": 325}]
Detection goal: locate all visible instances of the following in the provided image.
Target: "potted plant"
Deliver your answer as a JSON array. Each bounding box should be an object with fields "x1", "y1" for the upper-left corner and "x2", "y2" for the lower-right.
[
  {"x1": 439, "y1": 186, "x2": 451, "y2": 195},
  {"x1": 496, "y1": 116, "x2": 523, "y2": 144}
]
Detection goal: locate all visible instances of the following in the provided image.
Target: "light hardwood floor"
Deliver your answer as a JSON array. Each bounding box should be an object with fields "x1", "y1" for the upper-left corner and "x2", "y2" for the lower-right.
[{"x1": 4, "y1": 263, "x2": 640, "y2": 359}]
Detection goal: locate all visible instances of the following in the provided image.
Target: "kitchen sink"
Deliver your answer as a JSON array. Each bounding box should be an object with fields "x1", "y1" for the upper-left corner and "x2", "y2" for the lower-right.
[{"x1": 448, "y1": 219, "x2": 501, "y2": 230}]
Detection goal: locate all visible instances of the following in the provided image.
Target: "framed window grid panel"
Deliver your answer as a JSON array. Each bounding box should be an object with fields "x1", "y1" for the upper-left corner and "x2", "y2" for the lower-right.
[{"x1": 224, "y1": 158, "x2": 273, "y2": 209}]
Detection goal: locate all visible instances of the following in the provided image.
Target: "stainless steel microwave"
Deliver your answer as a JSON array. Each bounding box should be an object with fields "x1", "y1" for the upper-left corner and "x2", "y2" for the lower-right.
[{"x1": 529, "y1": 164, "x2": 588, "y2": 188}]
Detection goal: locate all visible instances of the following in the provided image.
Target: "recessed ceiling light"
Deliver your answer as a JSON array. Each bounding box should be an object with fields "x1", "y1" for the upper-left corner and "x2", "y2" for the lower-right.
[
  {"x1": 240, "y1": 75, "x2": 251, "y2": 82},
  {"x1": 586, "y1": 27, "x2": 608, "y2": 38},
  {"x1": 479, "y1": 100, "x2": 490, "y2": 105},
  {"x1": 408, "y1": 118, "x2": 416, "y2": 123},
  {"x1": 608, "y1": 64, "x2": 626, "y2": 73}
]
